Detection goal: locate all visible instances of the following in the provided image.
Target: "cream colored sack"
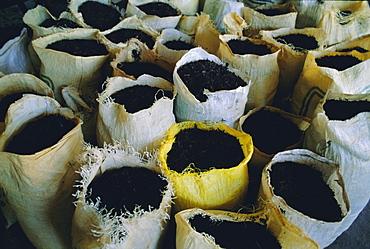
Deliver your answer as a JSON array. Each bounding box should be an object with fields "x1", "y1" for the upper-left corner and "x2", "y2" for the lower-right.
[
  {"x1": 258, "y1": 149, "x2": 350, "y2": 248},
  {"x1": 158, "y1": 121, "x2": 253, "y2": 212},
  {"x1": 0, "y1": 95, "x2": 84, "y2": 248},
  {"x1": 175, "y1": 205, "x2": 319, "y2": 249},
  {"x1": 291, "y1": 49, "x2": 370, "y2": 119},
  {"x1": 173, "y1": 47, "x2": 251, "y2": 129},
  {"x1": 216, "y1": 35, "x2": 280, "y2": 111},
  {"x1": 72, "y1": 143, "x2": 174, "y2": 249},
  {"x1": 96, "y1": 75, "x2": 176, "y2": 152},
  {"x1": 303, "y1": 90, "x2": 370, "y2": 239},
  {"x1": 325, "y1": 33, "x2": 370, "y2": 53},
  {"x1": 194, "y1": 13, "x2": 222, "y2": 55}
]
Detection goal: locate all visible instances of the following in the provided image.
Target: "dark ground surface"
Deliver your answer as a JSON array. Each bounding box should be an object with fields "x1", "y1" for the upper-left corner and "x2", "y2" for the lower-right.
[{"x1": 0, "y1": 1, "x2": 370, "y2": 248}]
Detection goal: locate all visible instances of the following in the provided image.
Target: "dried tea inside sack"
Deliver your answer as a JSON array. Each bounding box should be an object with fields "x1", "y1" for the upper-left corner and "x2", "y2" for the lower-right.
[
  {"x1": 315, "y1": 55, "x2": 362, "y2": 71},
  {"x1": 137, "y1": 2, "x2": 179, "y2": 17},
  {"x1": 111, "y1": 85, "x2": 173, "y2": 113},
  {"x1": 105, "y1": 29, "x2": 155, "y2": 49},
  {"x1": 166, "y1": 128, "x2": 244, "y2": 172},
  {"x1": 274, "y1": 34, "x2": 318, "y2": 52},
  {"x1": 4, "y1": 114, "x2": 77, "y2": 155},
  {"x1": 337, "y1": 46, "x2": 369, "y2": 53},
  {"x1": 163, "y1": 40, "x2": 195, "y2": 51},
  {"x1": 86, "y1": 166, "x2": 167, "y2": 214},
  {"x1": 190, "y1": 214, "x2": 281, "y2": 249},
  {"x1": 46, "y1": 39, "x2": 109, "y2": 57},
  {"x1": 270, "y1": 161, "x2": 343, "y2": 222},
  {"x1": 40, "y1": 19, "x2": 81, "y2": 28},
  {"x1": 177, "y1": 59, "x2": 247, "y2": 102},
  {"x1": 227, "y1": 39, "x2": 272, "y2": 56},
  {"x1": 256, "y1": 8, "x2": 290, "y2": 16},
  {"x1": 117, "y1": 61, "x2": 173, "y2": 83},
  {"x1": 323, "y1": 99, "x2": 370, "y2": 121},
  {"x1": 78, "y1": 1, "x2": 122, "y2": 30}
]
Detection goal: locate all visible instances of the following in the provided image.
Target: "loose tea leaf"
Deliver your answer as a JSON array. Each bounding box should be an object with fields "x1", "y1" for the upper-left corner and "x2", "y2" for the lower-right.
[
  {"x1": 241, "y1": 109, "x2": 303, "y2": 155},
  {"x1": 270, "y1": 161, "x2": 343, "y2": 222},
  {"x1": 46, "y1": 39, "x2": 109, "y2": 57},
  {"x1": 40, "y1": 18, "x2": 81, "y2": 28},
  {"x1": 87, "y1": 167, "x2": 167, "y2": 214},
  {"x1": 177, "y1": 59, "x2": 247, "y2": 102},
  {"x1": 227, "y1": 39, "x2": 272, "y2": 56},
  {"x1": 117, "y1": 61, "x2": 173, "y2": 83},
  {"x1": 166, "y1": 127, "x2": 245, "y2": 172},
  {"x1": 78, "y1": 1, "x2": 122, "y2": 31},
  {"x1": 315, "y1": 55, "x2": 362, "y2": 71},
  {"x1": 111, "y1": 85, "x2": 173, "y2": 113},
  {"x1": 137, "y1": 2, "x2": 179, "y2": 17},
  {"x1": 324, "y1": 99, "x2": 370, "y2": 121},
  {"x1": 105, "y1": 28, "x2": 155, "y2": 49},
  {"x1": 5, "y1": 114, "x2": 77, "y2": 155},
  {"x1": 163, "y1": 40, "x2": 195, "y2": 51},
  {"x1": 256, "y1": 8, "x2": 290, "y2": 16},
  {"x1": 274, "y1": 34, "x2": 319, "y2": 52},
  {"x1": 190, "y1": 214, "x2": 281, "y2": 249}
]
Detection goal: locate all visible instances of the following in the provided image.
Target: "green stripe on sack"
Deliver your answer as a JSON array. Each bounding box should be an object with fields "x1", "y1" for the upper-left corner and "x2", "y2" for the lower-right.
[
  {"x1": 40, "y1": 74, "x2": 55, "y2": 92},
  {"x1": 299, "y1": 87, "x2": 326, "y2": 117}
]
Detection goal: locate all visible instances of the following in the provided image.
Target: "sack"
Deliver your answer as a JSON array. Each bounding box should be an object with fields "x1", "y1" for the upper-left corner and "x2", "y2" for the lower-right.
[
  {"x1": 0, "y1": 27, "x2": 35, "y2": 75},
  {"x1": 258, "y1": 149, "x2": 350, "y2": 248},
  {"x1": 216, "y1": 35, "x2": 280, "y2": 110},
  {"x1": 291, "y1": 49, "x2": 370, "y2": 118},
  {"x1": 173, "y1": 47, "x2": 251, "y2": 129},
  {"x1": 175, "y1": 204, "x2": 319, "y2": 249},
  {"x1": 303, "y1": 90, "x2": 370, "y2": 238},
  {"x1": 158, "y1": 121, "x2": 253, "y2": 211},
  {"x1": 96, "y1": 75, "x2": 176, "y2": 152},
  {"x1": 0, "y1": 95, "x2": 84, "y2": 248},
  {"x1": 72, "y1": 143, "x2": 174, "y2": 249},
  {"x1": 325, "y1": 33, "x2": 370, "y2": 53},
  {"x1": 193, "y1": 14, "x2": 222, "y2": 55},
  {"x1": 317, "y1": 1, "x2": 370, "y2": 46}
]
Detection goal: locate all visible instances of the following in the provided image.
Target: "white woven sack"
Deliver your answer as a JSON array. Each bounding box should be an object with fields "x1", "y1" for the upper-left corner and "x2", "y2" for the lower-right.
[
  {"x1": 303, "y1": 90, "x2": 370, "y2": 238},
  {"x1": 96, "y1": 75, "x2": 176, "y2": 152},
  {"x1": 173, "y1": 47, "x2": 251, "y2": 129},
  {"x1": 0, "y1": 95, "x2": 84, "y2": 248},
  {"x1": 72, "y1": 143, "x2": 174, "y2": 249},
  {"x1": 258, "y1": 149, "x2": 350, "y2": 248}
]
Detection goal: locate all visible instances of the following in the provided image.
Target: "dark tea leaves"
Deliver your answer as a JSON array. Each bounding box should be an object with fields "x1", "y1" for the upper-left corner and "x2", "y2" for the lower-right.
[
  {"x1": 46, "y1": 39, "x2": 109, "y2": 56},
  {"x1": 105, "y1": 28, "x2": 155, "y2": 49},
  {"x1": 324, "y1": 99, "x2": 370, "y2": 121},
  {"x1": 227, "y1": 39, "x2": 272, "y2": 56},
  {"x1": 315, "y1": 55, "x2": 362, "y2": 71},
  {"x1": 137, "y1": 2, "x2": 179, "y2": 17},
  {"x1": 274, "y1": 34, "x2": 319, "y2": 52},
  {"x1": 117, "y1": 61, "x2": 173, "y2": 83}
]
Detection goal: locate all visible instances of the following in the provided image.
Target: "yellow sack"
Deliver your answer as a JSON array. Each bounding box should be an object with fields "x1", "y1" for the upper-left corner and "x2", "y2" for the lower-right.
[
  {"x1": 175, "y1": 205, "x2": 319, "y2": 249},
  {"x1": 158, "y1": 121, "x2": 253, "y2": 211}
]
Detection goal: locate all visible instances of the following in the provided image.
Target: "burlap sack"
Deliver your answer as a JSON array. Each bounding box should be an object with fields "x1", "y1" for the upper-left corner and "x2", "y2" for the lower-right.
[
  {"x1": 153, "y1": 28, "x2": 197, "y2": 63},
  {"x1": 31, "y1": 28, "x2": 110, "y2": 104},
  {"x1": 303, "y1": 90, "x2": 370, "y2": 240},
  {"x1": 125, "y1": 0, "x2": 183, "y2": 31},
  {"x1": 173, "y1": 47, "x2": 251, "y2": 129},
  {"x1": 0, "y1": 95, "x2": 84, "y2": 248},
  {"x1": 240, "y1": 2, "x2": 298, "y2": 37},
  {"x1": 291, "y1": 49, "x2": 370, "y2": 119},
  {"x1": 258, "y1": 149, "x2": 350, "y2": 248},
  {"x1": 216, "y1": 35, "x2": 280, "y2": 110},
  {"x1": 96, "y1": 75, "x2": 176, "y2": 152},
  {"x1": 72, "y1": 143, "x2": 174, "y2": 249},
  {"x1": 99, "y1": 15, "x2": 160, "y2": 54},
  {"x1": 175, "y1": 205, "x2": 319, "y2": 249},
  {"x1": 158, "y1": 121, "x2": 253, "y2": 211},
  {"x1": 317, "y1": 1, "x2": 370, "y2": 46},
  {"x1": 0, "y1": 27, "x2": 35, "y2": 75}
]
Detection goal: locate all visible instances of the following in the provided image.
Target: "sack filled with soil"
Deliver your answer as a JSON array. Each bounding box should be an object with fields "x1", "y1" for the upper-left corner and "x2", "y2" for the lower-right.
[
  {"x1": 317, "y1": 1, "x2": 370, "y2": 46},
  {"x1": 291, "y1": 49, "x2": 370, "y2": 118},
  {"x1": 175, "y1": 204, "x2": 319, "y2": 249},
  {"x1": 0, "y1": 73, "x2": 54, "y2": 133},
  {"x1": 238, "y1": 106, "x2": 310, "y2": 170},
  {"x1": 125, "y1": 0, "x2": 183, "y2": 31},
  {"x1": 158, "y1": 121, "x2": 253, "y2": 211},
  {"x1": 240, "y1": 2, "x2": 298, "y2": 37},
  {"x1": 173, "y1": 47, "x2": 251, "y2": 128},
  {"x1": 153, "y1": 28, "x2": 197, "y2": 63},
  {"x1": 99, "y1": 15, "x2": 160, "y2": 54},
  {"x1": 0, "y1": 95, "x2": 84, "y2": 248},
  {"x1": 216, "y1": 35, "x2": 280, "y2": 110},
  {"x1": 72, "y1": 143, "x2": 174, "y2": 249},
  {"x1": 69, "y1": 0, "x2": 124, "y2": 31},
  {"x1": 303, "y1": 90, "x2": 370, "y2": 238},
  {"x1": 96, "y1": 75, "x2": 176, "y2": 152},
  {"x1": 0, "y1": 27, "x2": 35, "y2": 75},
  {"x1": 111, "y1": 38, "x2": 175, "y2": 82},
  {"x1": 258, "y1": 149, "x2": 350, "y2": 248},
  {"x1": 260, "y1": 27, "x2": 327, "y2": 110},
  {"x1": 23, "y1": 5, "x2": 81, "y2": 40}
]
